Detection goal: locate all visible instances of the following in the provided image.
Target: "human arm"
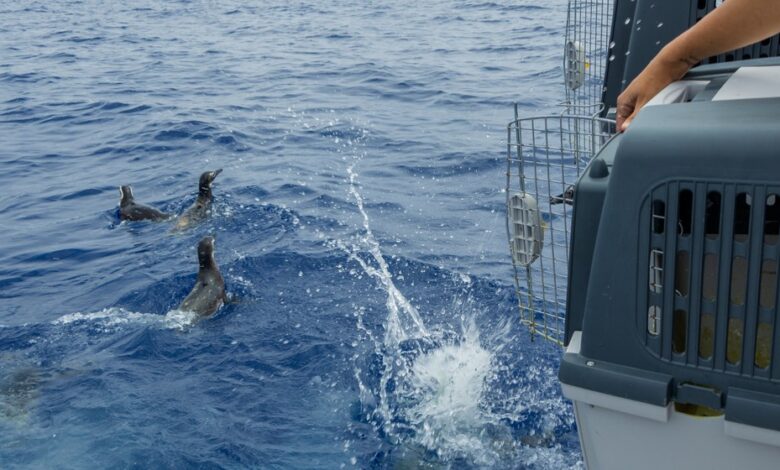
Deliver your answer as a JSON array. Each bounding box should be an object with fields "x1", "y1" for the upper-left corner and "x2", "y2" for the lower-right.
[{"x1": 616, "y1": 0, "x2": 780, "y2": 132}]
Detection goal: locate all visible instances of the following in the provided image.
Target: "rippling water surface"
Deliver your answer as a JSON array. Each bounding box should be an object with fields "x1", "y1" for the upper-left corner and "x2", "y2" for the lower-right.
[{"x1": 0, "y1": 1, "x2": 579, "y2": 468}]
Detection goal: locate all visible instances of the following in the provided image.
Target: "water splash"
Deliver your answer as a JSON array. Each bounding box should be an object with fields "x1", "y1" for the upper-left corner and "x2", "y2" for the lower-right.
[
  {"x1": 343, "y1": 164, "x2": 428, "y2": 343},
  {"x1": 53, "y1": 307, "x2": 200, "y2": 331},
  {"x1": 404, "y1": 320, "x2": 495, "y2": 463},
  {"x1": 338, "y1": 162, "x2": 512, "y2": 465},
  {"x1": 337, "y1": 163, "x2": 583, "y2": 467},
  {"x1": 334, "y1": 162, "x2": 430, "y2": 435}
]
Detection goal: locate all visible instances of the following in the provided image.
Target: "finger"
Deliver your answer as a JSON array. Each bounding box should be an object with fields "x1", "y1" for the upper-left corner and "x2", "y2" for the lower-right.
[
  {"x1": 621, "y1": 92, "x2": 655, "y2": 131},
  {"x1": 615, "y1": 104, "x2": 633, "y2": 132},
  {"x1": 620, "y1": 110, "x2": 638, "y2": 132}
]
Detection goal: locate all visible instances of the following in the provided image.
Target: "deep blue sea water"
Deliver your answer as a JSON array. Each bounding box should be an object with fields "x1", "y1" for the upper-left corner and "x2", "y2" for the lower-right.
[{"x1": 0, "y1": 1, "x2": 579, "y2": 468}]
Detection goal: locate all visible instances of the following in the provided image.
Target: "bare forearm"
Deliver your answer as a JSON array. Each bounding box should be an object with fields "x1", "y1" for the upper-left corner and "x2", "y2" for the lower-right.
[
  {"x1": 658, "y1": 0, "x2": 780, "y2": 67},
  {"x1": 617, "y1": 0, "x2": 780, "y2": 131}
]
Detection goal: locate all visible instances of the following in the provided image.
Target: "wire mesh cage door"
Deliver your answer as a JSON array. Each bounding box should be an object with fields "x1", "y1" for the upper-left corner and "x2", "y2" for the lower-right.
[
  {"x1": 506, "y1": 109, "x2": 615, "y2": 346},
  {"x1": 563, "y1": 0, "x2": 616, "y2": 114}
]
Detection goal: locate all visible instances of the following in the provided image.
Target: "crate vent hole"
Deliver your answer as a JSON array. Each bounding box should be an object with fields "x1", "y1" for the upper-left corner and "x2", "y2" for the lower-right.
[
  {"x1": 705, "y1": 191, "x2": 721, "y2": 238},
  {"x1": 673, "y1": 309, "x2": 687, "y2": 354},
  {"x1": 734, "y1": 193, "x2": 751, "y2": 242},
  {"x1": 652, "y1": 199, "x2": 666, "y2": 234},
  {"x1": 727, "y1": 318, "x2": 744, "y2": 365},
  {"x1": 699, "y1": 313, "x2": 715, "y2": 360},
  {"x1": 703, "y1": 253, "x2": 718, "y2": 302},
  {"x1": 678, "y1": 190, "x2": 693, "y2": 236},
  {"x1": 650, "y1": 250, "x2": 664, "y2": 294},
  {"x1": 676, "y1": 251, "x2": 690, "y2": 297}
]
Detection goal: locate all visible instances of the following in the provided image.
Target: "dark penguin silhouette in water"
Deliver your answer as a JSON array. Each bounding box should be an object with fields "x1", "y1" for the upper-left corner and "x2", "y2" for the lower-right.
[
  {"x1": 174, "y1": 169, "x2": 222, "y2": 230},
  {"x1": 178, "y1": 236, "x2": 227, "y2": 316},
  {"x1": 118, "y1": 186, "x2": 170, "y2": 221}
]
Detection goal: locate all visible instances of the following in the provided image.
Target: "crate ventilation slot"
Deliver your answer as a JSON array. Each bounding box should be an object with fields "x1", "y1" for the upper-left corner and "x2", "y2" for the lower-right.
[{"x1": 642, "y1": 183, "x2": 780, "y2": 380}]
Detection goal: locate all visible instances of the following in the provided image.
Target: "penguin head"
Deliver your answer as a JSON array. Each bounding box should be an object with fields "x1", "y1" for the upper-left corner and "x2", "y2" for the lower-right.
[
  {"x1": 119, "y1": 185, "x2": 134, "y2": 205},
  {"x1": 199, "y1": 169, "x2": 222, "y2": 195},
  {"x1": 197, "y1": 236, "x2": 216, "y2": 268},
  {"x1": 549, "y1": 185, "x2": 575, "y2": 205}
]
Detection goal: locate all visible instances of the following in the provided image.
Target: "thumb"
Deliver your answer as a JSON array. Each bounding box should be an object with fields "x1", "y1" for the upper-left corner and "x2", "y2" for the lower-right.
[
  {"x1": 621, "y1": 94, "x2": 654, "y2": 132},
  {"x1": 615, "y1": 98, "x2": 635, "y2": 132},
  {"x1": 620, "y1": 110, "x2": 637, "y2": 132}
]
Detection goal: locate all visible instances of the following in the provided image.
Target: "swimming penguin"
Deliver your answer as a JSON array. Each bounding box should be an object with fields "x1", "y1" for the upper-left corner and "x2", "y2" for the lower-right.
[
  {"x1": 549, "y1": 185, "x2": 575, "y2": 205},
  {"x1": 178, "y1": 236, "x2": 226, "y2": 317},
  {"x1": 118, "y1": 185, "x2": 170, "y2": 221},
  {"x1": 0, "y1": 367, "x2": 42, "y2": 422},
  {"x1": 174, "y1": 169, "x2": 222, "y2": 229}
]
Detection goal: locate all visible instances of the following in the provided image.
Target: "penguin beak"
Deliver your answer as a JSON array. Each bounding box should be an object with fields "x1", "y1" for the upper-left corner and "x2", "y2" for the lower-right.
[{"x1": 211, "y1": 169, "x2": 222, "y2": 180}]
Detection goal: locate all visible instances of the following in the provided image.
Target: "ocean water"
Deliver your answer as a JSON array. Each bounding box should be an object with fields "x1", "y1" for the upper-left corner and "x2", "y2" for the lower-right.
[{"x1": 0, "y1": 1, "x2": 579, "y2": 468}]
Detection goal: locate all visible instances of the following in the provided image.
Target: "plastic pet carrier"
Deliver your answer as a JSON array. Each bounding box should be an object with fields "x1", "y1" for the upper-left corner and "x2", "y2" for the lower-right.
[
  {"x1": 508, "y1": 0, "x2": 780, "y2": 468},
  {"x1": 560, "y1": 60, "x2": 780, "y2": 470}
]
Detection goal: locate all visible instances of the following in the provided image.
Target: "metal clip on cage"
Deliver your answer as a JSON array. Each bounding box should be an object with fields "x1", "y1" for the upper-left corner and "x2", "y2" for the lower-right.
[{"x1": 506, "y1": 105, "x2": 615, "y2": 346}]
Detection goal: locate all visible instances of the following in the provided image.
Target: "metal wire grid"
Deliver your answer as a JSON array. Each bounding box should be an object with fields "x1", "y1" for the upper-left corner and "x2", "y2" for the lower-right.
[
  {"x1": 563, "y1": 0, "x2": 616, "y2": 113},
  {"x1": 506, "y1": 110, "x2": 615, "y2": 346}
]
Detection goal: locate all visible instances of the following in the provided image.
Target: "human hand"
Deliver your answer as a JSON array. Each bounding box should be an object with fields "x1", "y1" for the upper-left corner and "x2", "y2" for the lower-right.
[
  {"x1": 616, "y1": 0, "x2": 780, "y2": 131},
  {"x1": 616, "y1": 55, "x2": 693, "y2": 132}
]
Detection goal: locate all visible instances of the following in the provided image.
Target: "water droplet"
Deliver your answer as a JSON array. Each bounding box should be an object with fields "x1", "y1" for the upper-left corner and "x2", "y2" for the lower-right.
[
  {"x1": 636, "y1": 19, "x2": 642, "y2": 24},
  {"x1": 609, "y1": 55, "x2": 616, "y2": 62},
  {"x1": 625, "y1": 51, "x2": 631, "y2": 56},
  {"x1": 655, "y1": 40, "x2": 661, "y2": 45},
  {"x1": 657, "y1": 22, "x2": 664, "y2": 28},
  {"x1": 624, "y1": 17, "x2": 631, "y2": 25},
  {"x1": 609, "y1": 41, "x2": 616, "y2": 49}
]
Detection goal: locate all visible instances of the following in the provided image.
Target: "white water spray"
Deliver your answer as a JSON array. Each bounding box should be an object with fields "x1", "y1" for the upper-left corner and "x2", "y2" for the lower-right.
[
  {"x1": 343, "y1": 164, "x2": 428, "y2": 343},
  {"x1": 405, "y1": 320, "x2": 495, "y2": 461},
  {"x1": 339, "y1": 162, "x2": 509, "y2": 464},
  {"x1": 54, "y1": 307, "x2": 201, "y2": 331}
]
